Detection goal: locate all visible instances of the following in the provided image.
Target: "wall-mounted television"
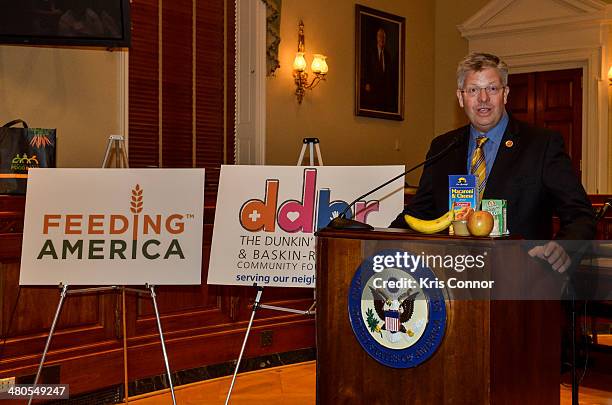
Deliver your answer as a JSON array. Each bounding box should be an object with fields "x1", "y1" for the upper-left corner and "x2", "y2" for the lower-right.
[{"x1": 0, "y1": 0, "x2": 130, "y2": 48}]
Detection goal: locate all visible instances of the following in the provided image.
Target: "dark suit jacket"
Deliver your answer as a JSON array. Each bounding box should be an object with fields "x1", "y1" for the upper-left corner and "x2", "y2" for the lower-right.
[{"x1": 390, "y1": 117, "x2": 596, "y2": 240}]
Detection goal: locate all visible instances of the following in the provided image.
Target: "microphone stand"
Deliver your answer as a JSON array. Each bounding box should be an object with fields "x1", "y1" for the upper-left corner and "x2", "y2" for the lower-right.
[{"x1": 326, "y1": 137, "x2": 461, "y2": 230}]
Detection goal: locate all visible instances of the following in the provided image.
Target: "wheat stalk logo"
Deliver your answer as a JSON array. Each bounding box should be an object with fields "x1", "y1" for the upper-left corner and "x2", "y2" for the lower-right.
[{"x1": 131, "y1": 184, "x2": 143, "y2": 213}]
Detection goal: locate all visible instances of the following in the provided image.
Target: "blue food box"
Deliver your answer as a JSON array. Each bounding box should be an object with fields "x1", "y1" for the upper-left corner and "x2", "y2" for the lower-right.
[{"x1": 449, "y1": 175, "x2": 478, "y2": 220}]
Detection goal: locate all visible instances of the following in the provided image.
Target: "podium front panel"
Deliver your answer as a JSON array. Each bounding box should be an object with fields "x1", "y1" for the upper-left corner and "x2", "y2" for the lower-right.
[{"x1": 315, "y1": 228, "x2": 560, "y2": 405}]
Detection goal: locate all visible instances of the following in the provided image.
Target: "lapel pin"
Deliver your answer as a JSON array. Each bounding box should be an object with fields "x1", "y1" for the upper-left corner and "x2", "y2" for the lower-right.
[{"x1": 505, "y1": 140, "x2": 514, "y2": 148}]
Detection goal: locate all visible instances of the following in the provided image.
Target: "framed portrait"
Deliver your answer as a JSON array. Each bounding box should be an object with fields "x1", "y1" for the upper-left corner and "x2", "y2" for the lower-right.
[{"x1": 355, "y1": 5, "x2": 405, "y2": 120}]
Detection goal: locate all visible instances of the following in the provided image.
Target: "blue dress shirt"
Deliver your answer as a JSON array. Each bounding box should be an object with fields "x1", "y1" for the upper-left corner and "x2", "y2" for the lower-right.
[{"x1": 466, "y1": 112, "x2": 509, "y2": 180}]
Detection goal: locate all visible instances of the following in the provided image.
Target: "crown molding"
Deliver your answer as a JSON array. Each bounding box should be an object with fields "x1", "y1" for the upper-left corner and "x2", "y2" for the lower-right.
[{"x1": 458, "y1": 0, "x2": 611, "y2": 40}]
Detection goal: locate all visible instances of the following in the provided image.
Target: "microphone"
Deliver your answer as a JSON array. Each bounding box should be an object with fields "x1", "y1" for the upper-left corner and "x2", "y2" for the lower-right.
[
  {"x1": 326, "y1": 135, "x2": 463, "y2": 230},
  {"x1": 595, "y1": 198, "x2": 612, "y2": 222}
]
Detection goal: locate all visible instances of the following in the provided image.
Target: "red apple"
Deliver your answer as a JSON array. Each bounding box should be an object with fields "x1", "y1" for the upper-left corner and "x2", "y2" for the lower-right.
[{"x1": 467, "y1": 211, "x2": 494, "y2": 236}]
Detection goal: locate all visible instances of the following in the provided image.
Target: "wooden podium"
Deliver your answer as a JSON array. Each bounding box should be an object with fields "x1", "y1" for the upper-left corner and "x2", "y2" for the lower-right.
[{"x1": 315, "y1": 228, "x2": 560, "y2": 405}]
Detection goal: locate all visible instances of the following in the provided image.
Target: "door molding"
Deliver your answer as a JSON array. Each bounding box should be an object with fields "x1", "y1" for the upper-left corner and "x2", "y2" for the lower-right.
[{"x1": 234, "y1": 0, "x2": 266, "y2": 164}]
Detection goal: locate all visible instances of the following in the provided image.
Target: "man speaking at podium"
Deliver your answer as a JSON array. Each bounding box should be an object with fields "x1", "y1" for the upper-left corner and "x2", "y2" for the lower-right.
[{"x1": 390, "y1": 52, "x2": 596, "y2": 272}]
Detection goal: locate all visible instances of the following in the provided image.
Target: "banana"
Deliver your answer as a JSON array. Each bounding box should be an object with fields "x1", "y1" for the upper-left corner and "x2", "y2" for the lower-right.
[{"x1": 404, "y1": 210, "x2": 453, "y2": 234}]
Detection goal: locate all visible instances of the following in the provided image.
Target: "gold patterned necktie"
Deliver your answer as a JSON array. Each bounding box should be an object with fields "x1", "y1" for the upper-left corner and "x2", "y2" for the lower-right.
[{"x1": 471, "y1": 136, "x2": 488, "y2": 201}]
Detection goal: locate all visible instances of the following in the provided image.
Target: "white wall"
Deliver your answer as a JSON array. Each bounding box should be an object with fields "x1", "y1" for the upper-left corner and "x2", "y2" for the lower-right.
[{"x1": 0, "y1": 45, "x2": 125, "y2": 168}]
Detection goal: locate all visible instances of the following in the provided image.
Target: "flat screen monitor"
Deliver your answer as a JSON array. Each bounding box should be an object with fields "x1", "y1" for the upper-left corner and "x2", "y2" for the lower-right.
[{"x1": 0, "y1": 0, "x2": 130, "y2": 47}]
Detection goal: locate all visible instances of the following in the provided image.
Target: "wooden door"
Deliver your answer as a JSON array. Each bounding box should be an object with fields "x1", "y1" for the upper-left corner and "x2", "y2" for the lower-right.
[{"x1": 507, "y1": 69, "x2": 582, "y2": 177}]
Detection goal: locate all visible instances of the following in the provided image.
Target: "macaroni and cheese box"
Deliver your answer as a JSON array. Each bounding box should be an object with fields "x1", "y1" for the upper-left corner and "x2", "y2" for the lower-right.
[
  {"x1": 449, "y1": 175, "x2": 478, "y2": 217},
  {"x1": 448, "y1": 175, "x2": 477, "y2": 235}
]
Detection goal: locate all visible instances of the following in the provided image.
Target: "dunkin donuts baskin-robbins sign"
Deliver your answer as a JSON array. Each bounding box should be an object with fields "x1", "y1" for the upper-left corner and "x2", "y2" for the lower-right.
[
  {"x1": 20, "y1": 168, "x2": 205, "y2": 286},
  {"x1": 207, "y1": 165, "x2": 404, "y2": 288}
]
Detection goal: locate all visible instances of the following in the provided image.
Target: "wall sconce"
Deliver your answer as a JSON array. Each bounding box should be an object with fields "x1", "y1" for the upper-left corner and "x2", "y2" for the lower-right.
[
  {"x1": 608, "y1": 66, "x2": 612, "y2": 85},
  {"x1": 292, "y1": 20, "x2": 328, "y2": 104}
]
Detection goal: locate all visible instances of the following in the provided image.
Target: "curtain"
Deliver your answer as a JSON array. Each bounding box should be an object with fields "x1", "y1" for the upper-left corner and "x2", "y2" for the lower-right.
[{"x1": 262, "y1": 0, "x2": 282, "y2": 76}]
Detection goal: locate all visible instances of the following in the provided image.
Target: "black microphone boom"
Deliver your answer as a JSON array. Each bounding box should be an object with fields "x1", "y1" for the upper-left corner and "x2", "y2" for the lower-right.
[{"x1": 326, "y1": 136, "x2": 462, "y2": 230}]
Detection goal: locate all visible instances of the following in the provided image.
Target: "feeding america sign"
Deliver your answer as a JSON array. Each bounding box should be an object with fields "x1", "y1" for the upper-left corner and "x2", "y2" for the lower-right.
[{"x1": 20, "y1": 168, "x2": 204, "y2": 286}]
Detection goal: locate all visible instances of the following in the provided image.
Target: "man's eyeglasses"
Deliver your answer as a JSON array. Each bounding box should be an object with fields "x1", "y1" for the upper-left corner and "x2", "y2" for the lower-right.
[{"x1": 460, "y1": 84, "x2": 506, "y2": 97}]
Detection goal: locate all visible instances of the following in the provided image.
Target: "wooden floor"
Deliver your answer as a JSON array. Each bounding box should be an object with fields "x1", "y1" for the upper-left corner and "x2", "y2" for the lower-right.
[
  {"x1": 129, "y1": 361, "x2": 316, "y2": 405},
  {"x1": 130, "y1": 360, "x2": 611, "y2": 405}
]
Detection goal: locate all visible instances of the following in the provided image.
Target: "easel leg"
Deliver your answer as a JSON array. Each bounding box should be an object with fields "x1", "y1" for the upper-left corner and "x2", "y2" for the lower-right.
[
  {"x1": 308, "y1": 142, "x2": 314, "y2": 165},
  {"x1": 314, "y1": 143, "x2": 323, "y2": 165},
  {"x1": 149, "y1": 285, "x2": 176, "y2": 405},
  {"x1": 102, "y1": 138, "x2": 114, "y2": 168},
  {"x1": 28, "y1": 284, "x2": 68, "y2": 405},
  {"x1": 224, "y1": 285, "x2": 264, "y2": 405},
  {"x1": 306, "y1": 288, "x2": 317, "y2": 315},
  {"x1": 120, "y1": 142, "x2": 129, "y2": 168},
  {"x1": 122, "y1": 287, "x2": 129, "y2": 403}
]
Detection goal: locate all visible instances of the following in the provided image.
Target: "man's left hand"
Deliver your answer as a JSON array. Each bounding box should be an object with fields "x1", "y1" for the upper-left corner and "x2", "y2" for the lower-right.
[{"x1": 528, "y1": 241, "x2": 571, "y2": 273}]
